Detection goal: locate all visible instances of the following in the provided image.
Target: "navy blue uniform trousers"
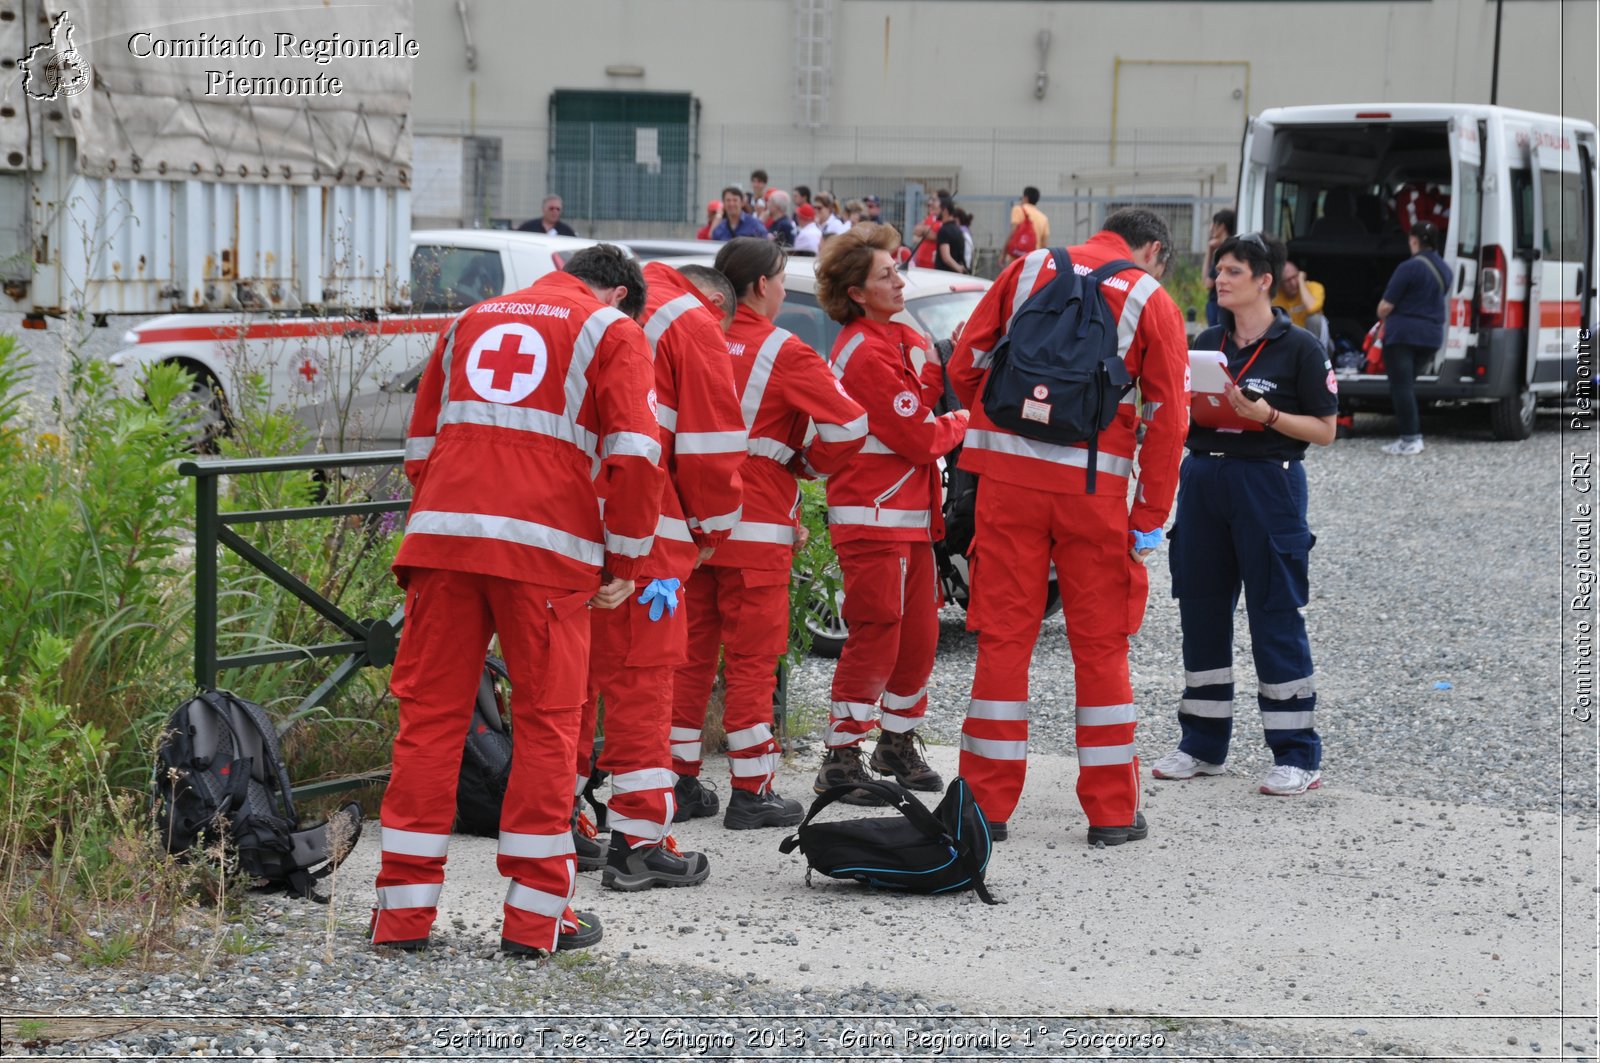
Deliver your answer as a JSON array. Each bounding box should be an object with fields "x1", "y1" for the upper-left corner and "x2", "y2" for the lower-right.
[{"x1": 1168, "y1": 454, "x2": 1321, "y2": 769}]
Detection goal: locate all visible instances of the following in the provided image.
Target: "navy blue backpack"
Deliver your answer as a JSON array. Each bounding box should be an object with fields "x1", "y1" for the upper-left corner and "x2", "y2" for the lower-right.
[{"x1": 980, "y1": 249, "x2": 1139, "y2": 491}]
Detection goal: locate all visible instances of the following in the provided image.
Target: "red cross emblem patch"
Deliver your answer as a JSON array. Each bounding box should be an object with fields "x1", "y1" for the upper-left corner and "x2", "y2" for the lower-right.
[{"x1": 467, "y1": 324, "x2": 548, "y2": 403}]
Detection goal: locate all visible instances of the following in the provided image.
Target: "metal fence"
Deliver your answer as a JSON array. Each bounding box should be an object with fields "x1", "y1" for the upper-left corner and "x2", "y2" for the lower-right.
[{"x1": 415, "y1": 120, "x2": 1241, "y2": 247}]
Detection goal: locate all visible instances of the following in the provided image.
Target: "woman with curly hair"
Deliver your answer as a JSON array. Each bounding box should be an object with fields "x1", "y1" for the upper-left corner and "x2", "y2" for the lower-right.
[{"x1": 810, "y1": 223, "x2": 970, "y2": 803}]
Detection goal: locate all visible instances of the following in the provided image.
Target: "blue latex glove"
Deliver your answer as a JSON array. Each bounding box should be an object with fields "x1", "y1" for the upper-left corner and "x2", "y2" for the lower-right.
[
  {"x1": 1131, "y1": 528, "x2": 1164, "y2": 552},
  {"x1": 637, "y1": 578, "x2": 681, "y2": 621}
]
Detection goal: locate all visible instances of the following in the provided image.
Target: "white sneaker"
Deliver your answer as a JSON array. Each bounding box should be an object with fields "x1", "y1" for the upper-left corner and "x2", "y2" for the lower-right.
[
  {"x1": 1259, "y1": 764, "x2": 1322, "y2": 796},
  {"x1": 1381, "y1": 437, "x2": 1424, "y2": 456},
  {"x1": 1150, "y1": 750, "x2": 1226, "y2": 780}
]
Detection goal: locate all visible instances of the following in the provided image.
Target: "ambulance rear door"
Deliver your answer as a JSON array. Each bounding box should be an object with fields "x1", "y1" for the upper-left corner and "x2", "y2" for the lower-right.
[
  {"x1": 1446, "y1": 114, "x2": 1485, "y2": 370},
  {"x1": 1523, "y1": 130, "x2": 1587, "y2": 391},
  {"x1": 1237, "y1": 115, "x2": 1276, "y2": 234}
]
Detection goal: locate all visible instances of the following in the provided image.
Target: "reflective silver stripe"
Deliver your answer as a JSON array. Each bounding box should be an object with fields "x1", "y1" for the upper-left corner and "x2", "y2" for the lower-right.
[
  {"x1": 573, "y1": 774, "x2": 586, "y2": 796},
  {"x1": 730, "y1": 752, "x2": 781, "y2": 777},
  {"x1": 725, "y1": 724, "x2": 774, "y2": 752},
  {"x1": 610, "y1": 768, "x2": 676, "y2": 793},
  {"x1": 1185, "y1": 667, "x2": 1234, "y2": 687},
  {"x1": 644, "y1": 293, "x2": 701, "y2": 347},
  {"x1": 670, "y1": 727, "x2": 701, "y2": 742},
  {"x1": 566, "y1": 306, "x2": 627, "y2": 421},
  {"x1": 825, "y1": 721, "x2": 865, "y2": 745},
  {"x1": 1259, "y1": 676, "x2": 1316, "y2": 700},
  {"x1": 404, "y1": 436, "x2": 434, "y2": 462},
  {"x1": 831, "y1": 332, "x2": 866, "y2": 379},
  {"x1": 859, "y1": 435, "x2": 896, "y2": 455},
  {"x1": 830, "y1": 700, "x2": 878, "y2": 722},
  {"x1": 881, "y1": 688, "x2": 926, "y2": 710},
  {"x1": 439, "y1": 400, "x2": 598, "y2": 455},
  {"x1": 1262, "y1": 710, "x2": 1317, "y2": 730},
  {"x1": 969, "y1": 345, "x2": 993, "y2": 371},
  {"x1": 960, "y1": 734, "x2": 1028, "y2": 760},
  {"x1": 406, "y1": 510, "x2": 604, "y2": 566},
  {"x1": 1141, "y1": 399, "x2": 1164, "y2": 421},
  {"x1": 497, "y1": 830, "x2": 576, "y2": 860},
  {"x1": 1181, "y1": 698, "x2": 1234, "y2": 719},
  {"x1": 740, "y1": 328, "x2": 791, "y2": 430},
  {"x1": 1077, "y1": 743, "x2": 1136, "y2": 767},
  {"x1": 827, "y1": 506, "x2": 931, "y2": 530},
  {"x1": 966, "y1": 698, "x2": 1030, "y2": 721},
  {"x1": 963, "y1": 429, "x2": 1134, "y2": 479},
  {"x1": 605, "y1": 528, "x2": 654, "y2": 558},
  {"x1": 670, "y1": 727, "x2": 703, "y2": 762},
  {"x1": 816, "y1": 413, "x2": 867, "y2": 443},
  {"x1": 1076, "y1": 703, "x2": 1137, "y2": 727},
  {"x1": 656, "y1": 515, "x2": 694, "y2": 543},
  {"x1": 1008, "y1": 249, "x2": 1054, "y2": 328},
  {"x1": 609, "y1": 813, "x2": 669, "y2": 841},
  {"x1": 1115, "y1": 272, "x2": 1162, "y2": 360},
  {"x1": 655, "y1": 403, "x2": 678, "y2": 432},
  {"x1": 432, "y1": 319, "x2": 460, "y2": 435},
  {"x1": 676, "y1": 429, "x2": 747, "y2": 455},
  {"x1": 670, "y1": 741, "x2": 702, "y2": 762},
  {"x1": 727, "y1": 521, "x2": 797, "y2": 544},
  {"x1": 602, "y1": 431, "x2": 662, "y2": 463},
  {"x1": 690, "y1": 506, "x2": 741, "y2": 534},
  {"x1": 375, "y1": 882, "x2": 441, "y2": 910},
  {"x1": 748, "y1": 436, "x2": 798, "y2": 463},
  {"x1": 381, "y1": 826, "x2": 450, "y2": 859},
  {"x1": 505, "y1": 879, "x2": 571, "y2": 919},
  {"x1": 878, "y1": 711, "x2": 920, "y2": 732}
]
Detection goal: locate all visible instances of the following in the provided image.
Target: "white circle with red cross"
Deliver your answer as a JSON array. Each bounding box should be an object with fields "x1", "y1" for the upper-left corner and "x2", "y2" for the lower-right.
[{"x1": 466, "y1": 324, "x2": 548, "y2": 403}]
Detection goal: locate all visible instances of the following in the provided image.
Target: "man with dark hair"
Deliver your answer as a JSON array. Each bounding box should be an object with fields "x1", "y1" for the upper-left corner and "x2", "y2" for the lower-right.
[
  {"x1": 947, "y1": 207, "x2": 1189, "y2": 847},
  {"x1": 793, "y1": 185, "x2": 812, "y2": 209},
  {"x1": 1005, "y1": 186, "x2": 1050, "y2": 262},
  {"x1": 1376, "y1": 221, "x2": 1448, "y2": 456},
  {"x1": 518, "y1": 194, "x2": 577, "y2": 236},
  {"x1": 1203, "y1": 208, "x2": 1237, "y2": 326},
  {"x1": 677, "y1": 264, "x2": 737, "y2": 326},
  {"x1": 748, "y1": 169, "x2": 769, "y2": 211},
  {"x1": 712, "y1": 185, "x2": 767, "y2": 241},
  {"x1": 934, "y1": 197, "x2": 966, "y2": 273},
  {"x1": 373, "y1": 242, "x2": 663, "y2": 958}
]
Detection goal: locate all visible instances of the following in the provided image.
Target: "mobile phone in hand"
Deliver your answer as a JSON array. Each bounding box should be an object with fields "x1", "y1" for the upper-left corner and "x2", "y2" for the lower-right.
[{"x1": 1241, "y1": 387, "x2": 1265, "y2": 403}]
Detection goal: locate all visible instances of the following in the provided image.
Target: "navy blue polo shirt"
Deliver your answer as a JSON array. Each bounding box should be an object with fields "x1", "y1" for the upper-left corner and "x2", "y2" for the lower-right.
[
  {"x1": 1381, "y1": 250, "x2": 1449, "y2": 348},
  {"x1": 1188, "y1": 309, "x2": 1340, "y2": 461}
]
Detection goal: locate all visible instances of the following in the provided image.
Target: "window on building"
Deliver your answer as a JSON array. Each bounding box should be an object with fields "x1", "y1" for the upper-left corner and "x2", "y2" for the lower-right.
[{"x1": 549, "y1": 90, "x2": 695, "y2": 223}]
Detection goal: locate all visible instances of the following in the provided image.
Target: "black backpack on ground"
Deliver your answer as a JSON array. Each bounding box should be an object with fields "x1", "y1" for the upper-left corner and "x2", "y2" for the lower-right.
[
  {"x1": 980, "y1": 249, "x2": 1139, "y2": 492},
  {"x1": 780, "y1": 776, "x2": 997, "y2": 904},
  {"x1": 151, "y1": 689, "x2": 362, "y2": 900},
  {"x1": 455, "y1": 656, "x2": 513, "y2": 837},
  {"x1": 455, "y1": 656, "x2": 609, "y2": 836}
]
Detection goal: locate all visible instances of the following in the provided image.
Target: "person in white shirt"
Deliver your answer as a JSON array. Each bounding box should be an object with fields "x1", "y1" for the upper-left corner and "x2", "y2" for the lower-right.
[
  {"x1": 815, "y1": 192, "x2": 849, "y2": 238},
  {"x1": 793, "y1": 203, "x2": 822, "y2": 254}
]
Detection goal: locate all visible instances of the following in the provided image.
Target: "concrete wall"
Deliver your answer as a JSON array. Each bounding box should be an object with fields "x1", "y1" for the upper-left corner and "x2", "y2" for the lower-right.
[{"x1": 410, "y1": 0, "x2": 1598, "y2": 227}]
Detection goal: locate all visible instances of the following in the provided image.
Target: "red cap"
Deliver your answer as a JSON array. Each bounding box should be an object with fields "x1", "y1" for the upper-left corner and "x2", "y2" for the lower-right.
[
  {"x1": 706, "y1": 200, "x2": 722, "y2": 215},
  {"x1": 797, "y1": 204, "x2": 816, "y2": 222}
]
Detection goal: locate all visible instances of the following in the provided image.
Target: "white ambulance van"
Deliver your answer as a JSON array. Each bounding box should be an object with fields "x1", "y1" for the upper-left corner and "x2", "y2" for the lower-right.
[{"x1": 1237, "y1": 104, "x2": 1596, "y2": 438}]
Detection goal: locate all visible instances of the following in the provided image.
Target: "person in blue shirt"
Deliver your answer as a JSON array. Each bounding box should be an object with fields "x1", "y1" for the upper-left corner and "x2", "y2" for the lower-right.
[
  {"x1": 1376, "y1": 221, "x2": 1449, "y2": 455},
  {"x1": 712, "y1": 185, "x2": 769, "y2": 241}
]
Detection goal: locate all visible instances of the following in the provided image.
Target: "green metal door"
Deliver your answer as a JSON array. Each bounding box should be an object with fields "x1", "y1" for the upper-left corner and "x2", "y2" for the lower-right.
[{"x1": 549, "y1": 90, "x2": 694, "y2": 224}]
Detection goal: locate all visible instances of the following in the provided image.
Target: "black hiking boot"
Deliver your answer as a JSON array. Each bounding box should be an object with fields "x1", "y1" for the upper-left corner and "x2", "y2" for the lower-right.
[
  {"x1": 601, "y1": 833, "x2": 710, "y2": 891},
  {"x1": 672, "y1": 774, "x2": 719, "y2": 823},
  {"x1": 572, "y1": 809, "x2": 608, "y2": 872},
  {"x1": 1086, "y1": 811, "x2": 1149, "y2": 848},
  {"x1": 722, "y1": 787, "x2": 803, "y2": 830},
  {"x1": 501, "y1": 909, "x2": 604, "y2": 956},
  {"x1": 869, "y1": 729, "x2": 943, "y2": 792}
]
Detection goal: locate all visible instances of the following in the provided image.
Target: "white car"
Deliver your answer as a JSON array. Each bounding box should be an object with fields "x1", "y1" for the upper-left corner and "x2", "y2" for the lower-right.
[{"x1": 109, "y1": 229, "x2": 622, "y2": 441}]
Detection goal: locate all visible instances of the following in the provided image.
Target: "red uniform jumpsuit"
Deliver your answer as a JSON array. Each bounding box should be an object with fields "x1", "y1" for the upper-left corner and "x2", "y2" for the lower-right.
[
  {"x1": 825, "y1": 320, "x2": 967, "y2": 747},
  {"x1": 576, "y1": 264, "x2": 748, "y2": 847},
  {"x1": 946, "y1": 238, "x2": 1189, "y2": 829},
  {"x1": 373, "y1": 272, "x2": 663, "y2": 953},
  {"x1": 670, "y1": 305, "x2": 866, "y2": 792}
]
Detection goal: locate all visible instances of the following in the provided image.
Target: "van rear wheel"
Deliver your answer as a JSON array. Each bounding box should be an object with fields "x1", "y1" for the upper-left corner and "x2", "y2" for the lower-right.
[{"x1": 1488, "y1": 382, "x2": 1536, "y2": 441}]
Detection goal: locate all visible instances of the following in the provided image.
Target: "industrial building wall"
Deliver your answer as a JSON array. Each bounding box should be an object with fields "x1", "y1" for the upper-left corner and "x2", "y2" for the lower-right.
[{"x1": 409, "y1": 0, "x2": 1597, "y2": 231}]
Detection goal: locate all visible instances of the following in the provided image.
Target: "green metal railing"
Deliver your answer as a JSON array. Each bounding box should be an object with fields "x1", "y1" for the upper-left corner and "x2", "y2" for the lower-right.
[{"x1": 179, "y1": 450, "x2": 408, "y2": 798}]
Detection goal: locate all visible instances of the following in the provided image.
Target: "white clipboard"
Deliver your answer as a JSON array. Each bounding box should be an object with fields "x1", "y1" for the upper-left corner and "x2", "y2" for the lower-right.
[{"x1": 1188, "y1": 350, "x2": 1262, "y2": 432}]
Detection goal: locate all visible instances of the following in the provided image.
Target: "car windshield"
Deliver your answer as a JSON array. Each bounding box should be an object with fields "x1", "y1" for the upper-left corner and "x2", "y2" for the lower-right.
[{"x1": 905, "y1": 290, "x2": 986, "y2": 344}]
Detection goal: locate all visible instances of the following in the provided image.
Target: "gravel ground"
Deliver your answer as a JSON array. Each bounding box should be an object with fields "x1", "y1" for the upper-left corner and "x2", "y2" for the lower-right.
[
  {"x1": 791, "y1": 408, "x2": 1590, "y2": 818},
  {"x1": 3, "y1": 323, "x2": 1590, "y2": 1059}
]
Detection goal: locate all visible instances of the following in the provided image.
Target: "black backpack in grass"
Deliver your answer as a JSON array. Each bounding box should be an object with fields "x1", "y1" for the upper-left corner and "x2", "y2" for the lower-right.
[{"x1": 151, "y1": 689, "x2": 361, "y2": 900}]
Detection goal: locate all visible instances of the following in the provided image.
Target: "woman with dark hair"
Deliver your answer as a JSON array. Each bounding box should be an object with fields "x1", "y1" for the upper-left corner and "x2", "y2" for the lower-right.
[
  {"x1": 1151, "y1": 232, "x2": 1338, "y2": 798},
  {"x1": 668, "y1": 238, "x2": 867, "y2": 830},
  {"x1": 810, "y1": 223, "x2": 969, "y2": 802},
  {"x1": 1376, "y1": 221, "x2": 1449, "y2": 455}
]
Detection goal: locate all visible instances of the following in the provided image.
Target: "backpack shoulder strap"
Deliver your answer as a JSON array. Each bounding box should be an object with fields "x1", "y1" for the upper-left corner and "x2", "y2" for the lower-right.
[
  {"x1": 1087, "y1": 258, "x2": 1141, "y2": 284},
  {"x1": 1418, "y1": 253, "x2": 1448, "y2": 293},
  {"x1": 217, "y1": 690, "x2": 298, "y2": 824}
]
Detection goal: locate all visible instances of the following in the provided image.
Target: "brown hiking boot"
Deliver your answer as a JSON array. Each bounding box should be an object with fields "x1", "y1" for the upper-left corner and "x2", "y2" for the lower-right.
[
  {"x1": 870, "y1": 729, "x2": 944, "y2": 792},
  {"x1": 813, "y1": 745, "x2": 887, "y2": 806}
]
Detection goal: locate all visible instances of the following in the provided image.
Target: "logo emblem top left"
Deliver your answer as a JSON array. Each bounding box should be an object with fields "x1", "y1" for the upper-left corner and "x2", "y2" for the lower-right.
[{"x1": 466, "y1": 324, "x2": 548, "y2": 404}]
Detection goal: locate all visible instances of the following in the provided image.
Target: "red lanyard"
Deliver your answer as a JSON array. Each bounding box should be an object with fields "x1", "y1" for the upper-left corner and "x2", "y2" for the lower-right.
[{"x1": 1221, "y1": 332, "x2": 1269, "y2": 385}]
